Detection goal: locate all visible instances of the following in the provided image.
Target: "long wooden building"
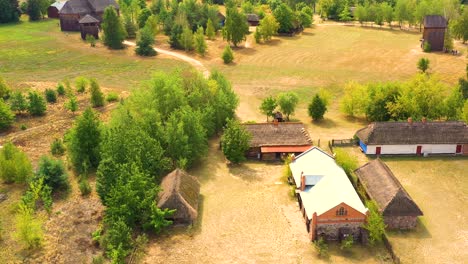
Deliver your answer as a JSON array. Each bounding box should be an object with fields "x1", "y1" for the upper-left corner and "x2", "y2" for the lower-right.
[{"x1": 59, "y1": 0, "x2": 119, "y2": 31}]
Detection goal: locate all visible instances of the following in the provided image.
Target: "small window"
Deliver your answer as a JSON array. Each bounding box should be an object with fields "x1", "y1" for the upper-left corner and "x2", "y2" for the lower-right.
[{"x1": 336, "y1": 207, "x2": 347, "y2": 216}]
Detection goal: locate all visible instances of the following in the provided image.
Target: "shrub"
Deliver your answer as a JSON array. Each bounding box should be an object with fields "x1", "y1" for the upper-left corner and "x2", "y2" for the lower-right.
[
  {"x1": 27, "y1": 91, "x2": 47, "y2": 116},
  {"x1": 0, "y1": 76, "x2": 11, "y2": 100},
  {"x1": 36, "y1": 156, "x2": 69, "y2": 192},
  {"x1": 50, "y1": 139, "x2": 65, "y2": 156},
  {"x1": 92, "y1": 255, "x2": 104, "y2": 264},
  {"x1": 135, "y1": 24, "x2": 157, "y2": 56},
  {"x1": 363, "y1": 200, "x2": 386, "y2": 245},
  {"x1": 423, "y1": 42, "x2": 431, "y2": 52},
  {"x1": 417, "y1": 58, "x2": 430, "y2": 73},
  {"x1": 79, "y1": 178, "x2": 91, "y2": 196},
  {"x1": 314, "y1": 237, "x2": 329, "y2": 258},
  {"x1": 194, "y1": 26, "x2": 207, "y2": 56},
  {"x1": 75, "y1": 77, "x2": 88, "y2": 93},
  {"x1": 308, "y1": 94, "x2": 327, "y2": 120},
  {"x1": 10, "y1": 92, "x2": 28, "y2": 113},
  {"x1": 334, "y1": 148, "x2": 358, "y2": 177},
  {"x1": 44, "y1": 89, "x2": 57, "y2": 103},
  {"x1": 65, "y1": 96, "x2": 78, "y2": 113},
  {"x1": 20, "y1": 124, "x2": 27, "y2": 130},
  {"x1": 90, "y1": 79, "x2": 104, "y2": 107},
  {"x1": 0, "y1": 142, "x2": 33, "y2": 184},
  {"x1": 15, "y1": 203, "x2": 43, "y2": 249},
  {"x1": 86, "y1": 35, "x2": 96, "y2": 47},
  {"x1": 221, "y1": 119, "x2": 251, "y2": 163},
  {"x1": 106, "y1": 92, "x2": 119, "y2": 102},
  {"x1": 0, "y1": 99, "x2": 14, "y2": 131},
  {"x1": 340, "y1": 235, "x2": 354, "y2": 250},
  {"x1": 56, "y1": 83, "x2": 66, "y2": 96},
  {"x1": 206, "y1": 18, "x2": 216, "y2": 40},
  {"x1": 222, "y1": 45, "x2": 234, "y2": 64}
]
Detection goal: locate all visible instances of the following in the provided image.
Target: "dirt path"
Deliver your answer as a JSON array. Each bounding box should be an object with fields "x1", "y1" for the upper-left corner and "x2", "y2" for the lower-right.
[{"x1": 123, "y1": 41, "x2": 210, "y2": 78}]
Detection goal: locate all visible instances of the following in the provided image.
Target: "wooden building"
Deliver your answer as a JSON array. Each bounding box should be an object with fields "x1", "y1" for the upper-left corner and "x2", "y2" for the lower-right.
[
  {"x1": 79, "y1": 14, "x2": 99, "y2": 40},
  {"x1": 290, "y1": 147, "x2": 368, "y2": 241},
  {"x1": 243, "y1": 122, "x2": 312, "y2": 161},
  {"x1": 59, "y1": 0, "x2": 119, "y2": 31},
  {"x1": 423, "y1": 15, "x2": 447, "y2": 51},
  {"x1": 157, "y1": 169, "x2": 200, "y2": 225},
  {"x1": 355, "y1": 159, "x2": 423, "y2": 229},
  {"x1": 48, "y1": 1, "x2": 66, "y2": 18},
  {"x1": 356, "y1": 120, "x2": 468, "y2": 155},
  {"x1": 246, "y1": 13, "x2": 260, "y2": 26}
]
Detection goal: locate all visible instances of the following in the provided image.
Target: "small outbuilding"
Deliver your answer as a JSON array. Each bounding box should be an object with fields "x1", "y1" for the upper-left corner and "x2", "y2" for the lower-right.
[
  {"x1": 79, "y1": 14, "x2": 99, "y2": 40},
  {"x1": 243, "y1": 122, "x2": 312, "y2": 161},
  {"x1": 157, "y1": 169, "x2": 200, "y2": 225},
  {"x1": 246, "y1": 13, "x2": 260, "y2": 26},
  {"x1": 423, "y1": 15, "x2": 447, "y2": 51},
  {"x1": 355, "y1": 159, "x2": 423, "y2": 229},
  {"x1": 48, "y1": 1, "x2": 67, "y2": 18}
]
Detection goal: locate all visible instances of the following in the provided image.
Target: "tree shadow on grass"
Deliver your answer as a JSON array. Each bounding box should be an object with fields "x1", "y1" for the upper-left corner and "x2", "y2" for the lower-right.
[
  {"x1": 227, "y1": 162, "x2": 262, "y2": 182},
  {"x1": 311, "y1": 118, "x2": 338, "y2": 129}
]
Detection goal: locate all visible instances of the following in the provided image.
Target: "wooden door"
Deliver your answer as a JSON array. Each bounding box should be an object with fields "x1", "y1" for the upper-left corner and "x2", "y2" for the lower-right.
[
  {"x1": 416, "y1": 146, "x2": 422, "y2": 155},
  {"x1": 456, "y1": 145, "x2": 462, "y2": 154},
  {"x1": 376, "y1": 147, "x2": 381, "y2": 155}
]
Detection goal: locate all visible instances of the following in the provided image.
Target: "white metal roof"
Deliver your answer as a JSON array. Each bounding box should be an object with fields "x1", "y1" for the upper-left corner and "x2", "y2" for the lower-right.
[{"x1": 289, "y1": 147, "x2": 367, "y2": 219}]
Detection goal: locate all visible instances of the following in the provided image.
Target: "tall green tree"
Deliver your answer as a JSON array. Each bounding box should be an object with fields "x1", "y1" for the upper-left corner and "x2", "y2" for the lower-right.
[
  {"x1": 102, "y1": 6, "x2": 127, "y2": 49},
  {"x1": 339, "y1": 0, "x2": 352, "y2": 22},
  {"x1": 137, "y1": 7, "x2": 152, "y2": 28},
  {"x1": 0, "y1": 99, "x2": 14, "y2": 131},
  {"x1": 0, "y1": 0, "x2": 19, "y2": 23},
  {"x1": 221, "y1": 119, "x2": 251, "y2": 164},
  {"x1": 194, "y1": 26, "x2": 207, "y2": 56},
  {"x1": 451, "y1": 8, "x2": 468, "y2": 43},
  {"x1": 9, "y1": 91, "x2": 28, "y2": 114},
  {"x1": 136, "y1": 24, "x2": 157, "y2": 56},
  {"x1": 223, "y1": 6, "x2": 249, "y2": 46},
  {"x1": 179, "y1": 25, "x2": 194, "y2": 51},
  {"x1": 206, "y1": 18, "x2": 216, "y2": 40},
  {"x1": 258, "y1": 14, "x2": 280, "y2": 42},
  {"x1": 90, "y1": 78, "x2": 104, "y2": 107},
  {"x1": 27, "y1": 91, "x2": 46, "y2": 116},
  {"x1": 308, "y1": 94, "x2": 327, "y2": 120},
  {"x1": 277, "y1": 92, "x2": 299, "y2": 121},
  {"x1": 274, "y1": 3, "x2": 294, "y2": 33},
  {"x1": 27, "y1": 0, "x2": 41, "y2": 21},
  {"x1": 259, "y1": 96, "x2": 277, "y2": 121},
  {"x1": 67, "y1": 107, "x2": 102, "y2": 174}
]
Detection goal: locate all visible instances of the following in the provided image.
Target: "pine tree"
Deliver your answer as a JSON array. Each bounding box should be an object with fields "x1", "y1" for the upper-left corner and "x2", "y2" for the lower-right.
[
  {"x1": 179, "y1": 26, "x2": 194, "y2": 51},
  {"x1": 206, "y1": 18, "x2": 216, "y2": 40},
  {"x1": 27, "y1": 91, "x2": 46, "y2": 116},
  {"x1": 89, "y1": 78, "x2": 104, "y2": 107},
  {"x1": 194, "y1": 26, "x2": 207, "y2": 56},
  {"x1": 0, "y1": 0, "x2": 19, "y2": 23},
  {"x1": 223, "y1": 7, "x2": 249, "y2": 47},
  {"x1": 10, "y1": 91, "x2": 28, "y2": 114},
  {"x1": 308, "y1": 94, "x2": 327, "y2": 120},
  {"x1": 339, "y1": 0, "x2": 352, "y2": 22},
  {"x1": 27, "y1": 0, "x2": 41, "y2": 21},
  {"x1": 135, "y1": 24, "x2": 157, "y2": 56},
  {"x1": 102, "y1": 6, "x2": 127, "y2": 49},
  {"x1": 222, "y1": 45, "x2": 234, "y2": 64},
  {"x1": 0, "y1": 99, "x2": 14, "y2": 131}
]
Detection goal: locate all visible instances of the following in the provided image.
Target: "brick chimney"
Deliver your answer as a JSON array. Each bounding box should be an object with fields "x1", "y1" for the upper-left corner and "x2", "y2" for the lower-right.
[
  {"x1": 407, "y1": 117, "x2": 413, "y2": 125},
  {"x1": 300, "y1": 172, "x2": 306, "y2": 191}
]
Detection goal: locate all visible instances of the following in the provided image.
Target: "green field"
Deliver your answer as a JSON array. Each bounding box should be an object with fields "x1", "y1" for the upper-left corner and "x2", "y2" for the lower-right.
[{"x1": 0, "y1": 18, "x2": 189, "y2": 90}]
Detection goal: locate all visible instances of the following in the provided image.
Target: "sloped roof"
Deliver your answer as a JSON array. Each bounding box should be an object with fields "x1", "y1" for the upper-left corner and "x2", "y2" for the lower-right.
[
  {"x1": 246, "y1": 13, "x2": 260, "y2": 22},
  {"x1": 355, "y1": 159, "x2": 423, "y2": 217},
  {"x1": 50, "y1": 1, "x2": 67, "y2": 11},
  {"x1": 243, "y1": 122, "x2": 312, "y2": 148},
  {"x1": 290, "y1": 147, "x2": 368, "y2": 219},
  {"x1": 157, "y1": 169, "x2": 200, "y2": 221},
  {"x1": 79, "y1": 14, "x2": 99, "y2": 23},
  {"x1": 356, "y1": 121, "x2": 468, "y2": 145},
  {"x1": 87, "y1": 0, "x2": 119, "y2": 12},
  {"x1": 424, "y1": 15, "x2": 447, "y2": 28},
  {"x1": 59, "y1": 0, "x2": 118, "y2": 15}
]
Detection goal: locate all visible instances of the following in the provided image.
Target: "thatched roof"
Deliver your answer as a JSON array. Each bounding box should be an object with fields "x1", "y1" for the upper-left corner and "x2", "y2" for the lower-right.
[
  {"x1": 355, "y1": 159, "x2": 423, "y2": 217},
  {"x1": 79, "y1": 14, "x2": 99, "y2": 23},
  {"x1": 157, "y1": 169, "x2": 200, "y2": 222},
  {"x1": 356, "y1": 121, "x2": 468, "y2": 145},
  {"x1": 243, "y1": 122, "x2": 312, "y2": 148},
  {"x1": 424, "y1": 15, "x2": 447, "y2": 28},
  {"x1": 246, "y1": 13, "x2": 260, "y2": 22},
  {"x1": 59, "y1": 0, "x2": 118, "y2": 15}
]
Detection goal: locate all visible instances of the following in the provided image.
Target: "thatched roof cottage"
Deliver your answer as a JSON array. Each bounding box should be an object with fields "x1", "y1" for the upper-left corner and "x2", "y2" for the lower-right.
[
  {"x1": 356, "y1": 120, "x2": 468, "y2": 155},
  {"x1": 355, "y1": 159, "x2": 423, "y2": 229},
  {"x1": 157, "y1": 169, "x2": 200, "y2": 225},
  {"x1": 243, "y1": 122, "x2": 312, "y2": 161}
]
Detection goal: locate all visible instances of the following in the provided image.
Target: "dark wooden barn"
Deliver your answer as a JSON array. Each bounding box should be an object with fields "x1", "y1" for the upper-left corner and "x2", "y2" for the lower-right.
[
  {"x1": 59, "y1": 0, "x2": 119, "y2": 32},
  {"x1": 246, "y1": 13, "x2": 260, "y2": 26},
  {"x1": 79, "y1": 14, "x2": 99, "y2": 40},
  {"x1": 48, "y1": 1, "x2": 66, "y2": 18},
  {"x1": 157, "y1": 169, "x2": 200, "y2": 225},
  {"x1": 423, "y1": 15, "x2": 447, "y2": 51},
  {"x1": 355, "y1": 159, "x2": 423, "y2": 229}
]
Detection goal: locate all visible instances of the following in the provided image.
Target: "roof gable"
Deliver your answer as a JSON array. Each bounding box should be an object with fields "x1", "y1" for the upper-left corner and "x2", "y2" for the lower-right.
[
  {"x1": 355, "y1": 159, "x2": 423, "y2": 217},
  {"x1": 356, "y1": 121, "x2": 468, "y2": 145},
  {"x1": 79, "y1": 14, "x2": 99, "y2": 23},
  {"x1": 243, "y1": 122, "x2": 312, "y2": 148}
]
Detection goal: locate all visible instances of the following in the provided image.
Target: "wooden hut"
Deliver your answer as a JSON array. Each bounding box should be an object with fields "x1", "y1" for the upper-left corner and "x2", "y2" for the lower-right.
[
  {"x1": 423, "y1": 15, "x2": 447, "y2": 51},
  {"x1": 48, "y1": 1, "x2": 66, "y2": 18},
  {"x1": 79, "y1": 15, "x2": 99, "y2": 40},
  {"x1": 246, "y1": 13, "x2": 260, "y2": 26},
  {"x1": 355, "y1": 159, "x2": 423, "y2": 229},
  {"x1": 243, "y1": 122, "x2": 312, "y2": 160},
  {"x1": 157, "y1": 169, "x2": 200, "y2": 225},
  {"x1": 59, "y1": 0, "x2": 119, "y2": 32}
]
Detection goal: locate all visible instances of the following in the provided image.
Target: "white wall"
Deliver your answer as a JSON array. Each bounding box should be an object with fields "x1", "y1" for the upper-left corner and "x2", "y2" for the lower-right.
[{"x1": 366, "y1": 144, "x2": 458, "y2": 155}]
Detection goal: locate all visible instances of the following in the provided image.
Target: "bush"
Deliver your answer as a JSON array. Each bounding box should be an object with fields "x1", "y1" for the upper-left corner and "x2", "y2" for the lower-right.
[
  {"x1": 56, "y1": 83, "x2": 66, "y2": 96},
  {"x1": 314, "y1": 237, "x2": 329, "y2": 258},
  {"x1": 36, "y1": 156, "x2": 69, "y2": 192},
  {"x1": 0, "y1": 99, "x2": 14, "y2": 131},
  {"x1": 65, "y1": 96, "x2": 78, "y2": 113},
  {"x1": 44, "y1": 89, "x2": 57, "y2": 103},
  {"x1": 86, "y1": 35, "x2": 97, "y2": 47},
  {"x1": 0, "y1": 76, "x2": 11, "y2": 100},
  {"x1": 308, "y1": 94, "x2": 327, "y2": 120},
  {"x1": 75, "y1": 77, "x2": 88, "y2": 93},
  {"x1": 20, "y1": 124, "x2": 27, "y2": 130},
  {"x1": 417, "y1": 58, "x2": 430, "y2": 73},
  {"x1": 334, "y1": 148, "x2": 358, "y2": 177},
  {"x1": 0, "y1": 142, "x2": 33, "y2": 184},
  {"x1": 221, "y1": 119, "x2": 251, "y2": 163},
  {"x1": 79, "y1": 178, "x2": 91, "y2": 196},
  {"x1": 106, "y1": 92, "x2": 119, "y2": 102},
  {"x1": 340, "y1": 235, "x2": 354, "y2": 250},
  {"x1": 222, "y1": 45, "x2": 234, "y2": 64},
  {"x1": 363, "y1": 200, "x2": 386, "y2": 245},
  {"x1": 91, "y1": 255, "x2": 104, "y2": 264},
  {"x1": 10, "y1": 92, "x2": 28, "y2": 113},
  {"x1": 423, "y1": 42, "x2": 431, "y2": 52},
  {"x1": 15, "y1": 203, "x2": 43, "y2": 249},
  {"x1": 90, "y1": 79, "x2": 104, "y2": 107},
  {"x1": 27, "y1": 91, "x2": 47, "y2": 116},
  {"x1": 50, "y1": 139, "x2": 65, "y2": 156}
]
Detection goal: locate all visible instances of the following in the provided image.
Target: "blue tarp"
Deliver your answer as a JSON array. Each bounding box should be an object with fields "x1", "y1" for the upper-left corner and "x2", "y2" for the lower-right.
[{"x1": 359, "y1": 140, "x2": 367, "y2": 153}]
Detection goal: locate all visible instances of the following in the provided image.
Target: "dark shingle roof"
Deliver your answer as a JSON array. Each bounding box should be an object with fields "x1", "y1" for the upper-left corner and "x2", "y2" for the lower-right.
[
  {"x1": 87, "y1": 0, "x2": 119, "y2": 12},
  {"x1": 246, "y1": 13, "x2": 260, "y2": 22},
  {"x1": 59, "y1": 0, "x2": 118, "y2": 15},
  {"x1": 356, "y1": 121, "x2": 468, "y2": 145},
  {"x1": 423, "y1": 15, "x2": 447, "y2": 28},
  {"x1": 243, "y1": 122, "x2": 312, "y2": 147},
  {"x1": 355, "y1": 159, "x2": 423, "y2": 217},
  {"x1": 79, "y1": 14, "x2": 99, "y2": 23},
  {"x1": 157, "y1": 169, "x2": 200, "y2": 222}
]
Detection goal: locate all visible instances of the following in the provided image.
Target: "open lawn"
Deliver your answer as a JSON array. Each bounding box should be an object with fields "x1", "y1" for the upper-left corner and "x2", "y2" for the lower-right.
[{"x1": 0, "y1": 18, "x2": 189, "y2": 90}]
